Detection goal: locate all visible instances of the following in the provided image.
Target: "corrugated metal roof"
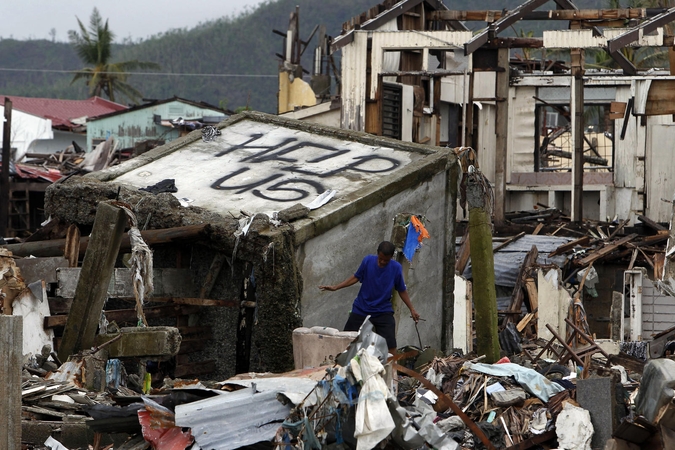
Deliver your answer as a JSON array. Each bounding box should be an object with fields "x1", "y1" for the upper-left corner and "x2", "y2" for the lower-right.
[
  {"x1": 175, "y1": 387, "x2": 291, "y2": 449},
  {"x1": 463, "y1": 234, "x2": 573, "y2": 287},
  {"x1": 0, "y1": 96, "x2": 126, "y2": 129},
  {"x1": 221, "y1": 377, "x2": 319, "y2": 406}
]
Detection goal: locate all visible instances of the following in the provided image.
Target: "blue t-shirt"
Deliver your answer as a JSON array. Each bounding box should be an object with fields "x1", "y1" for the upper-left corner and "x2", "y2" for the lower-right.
[{"x1": 351, "y1": 254, "x2": 407, "y2": 315}]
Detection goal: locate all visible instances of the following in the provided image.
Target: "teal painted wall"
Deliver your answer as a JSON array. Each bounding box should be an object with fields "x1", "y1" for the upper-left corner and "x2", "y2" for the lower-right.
[{"x1": 86, "y1": 100, "x2": 225, "y2": 151}]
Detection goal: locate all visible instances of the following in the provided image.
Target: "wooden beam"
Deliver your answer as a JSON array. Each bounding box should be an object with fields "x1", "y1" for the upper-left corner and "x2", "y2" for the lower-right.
[
  {"x1": 549, "y1": 235, "x2": 591, "y2": 257},
  {"x1": 431, "y1": 9, "x2": 645, "y2": 22},
  {"x1": 45, "y1": 304, "x2": 202, "y2": 328},
  {"x1": 607, "y1": 6, "x2": 675, "y2": 53},
  {"x1": 64, "y1": 224, "x2": 80, "y2": 268},
  {"x1": 455, "y1": 230, "x2": 471, "y2": 274},
  {"x1": 2, "y1": 223, "x2": 209, "y2": 258},
  {"x1": 464, "y1": 0, "x2": 549, "y2": 55},
  {"x1": 493, "y1": 232, "x2": 526, "y2": 253},
  {"x1": 577, "y1": 234, "x2": 638, "y2": 266},
  {"x1": 637, "y1": 214, "x2": 666, "y2": 231},
  {"x1": 0, "y1": 316, "x2": 22, "y2": 450},
  {"x1": 58, "y1": 203, "x2": 127, "y2": 361}
]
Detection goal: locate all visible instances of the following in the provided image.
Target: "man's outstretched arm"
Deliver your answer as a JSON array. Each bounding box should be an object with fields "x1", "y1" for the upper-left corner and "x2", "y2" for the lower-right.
[
  {"x1": 319, "y1": 275, "x2": 359, "y2": 291},
  {"x1": 399, "y1": 290, "x2": 420, "y2": 322}
]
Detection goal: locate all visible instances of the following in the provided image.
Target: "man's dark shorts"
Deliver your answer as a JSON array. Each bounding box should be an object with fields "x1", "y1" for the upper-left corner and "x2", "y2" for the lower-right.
[{"x1": 344, "y1": 312, "x2": 396, "y2": 349}]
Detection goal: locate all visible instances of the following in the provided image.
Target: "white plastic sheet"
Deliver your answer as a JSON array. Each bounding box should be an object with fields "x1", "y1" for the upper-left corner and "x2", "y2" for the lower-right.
[
  {"x1": 465, "y1": 362, "x2": 565, "y2": 402},
  {"x1": 350, "y1": 349, "x2": 395, "y2": 450}
]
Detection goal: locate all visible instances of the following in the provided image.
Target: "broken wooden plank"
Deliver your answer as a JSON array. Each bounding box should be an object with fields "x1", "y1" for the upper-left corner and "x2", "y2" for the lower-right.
[
  {"x1": 64, "y1": 224, "x2": 80, "y2": 268},
  {"x1": 637, "y1": 214, "x2": 666, "y2": 231},
  {"x1": 508, "y1": 245, "x2": 538, "y2": 321},
  {"x1": 45, "y1": 305, "x2": 201, "y2": 329},
  {"x1": 532, "y1": 223, "x2": 544, "y2": 235},
  {"x1": 22, "y1": 405, "x2": 67, "y2": 418},
  {"x1": 549, "y1": 236, "x2": 591, "y2": 257},
  {"x1": 577, "y1": 234, "x2": 637, "y2": 266},
  {"x1": 608, "y1": 219, "x2": 629, "y2": 239},
  {"x1": 58, "y1": 203, "x2": 127, "y2": 361},
  {"x1": 493, "y1": 232, "x2": 526, "y2": 253},
  {"x1": 199, "y1": 252, "x2": 228, "y2": 299},
  {"x1": 525, "y1": 278, "x2": 538, "y2": 312},
  {"x1": 516, "y1": 311, "x2": 536, "y2": 333},
  {"x1": 608, "y1": 352, "x2": 645, "y2": 374},
  {"x1": 2, "y1": 224, "x2": 209, "y2": 258},
  {"x1": 455, "y1": 230, "x2": 471, "y2": 274}
]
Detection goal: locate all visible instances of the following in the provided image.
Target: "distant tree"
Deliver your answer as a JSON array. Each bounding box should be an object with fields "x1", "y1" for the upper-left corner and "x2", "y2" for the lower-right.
[{"x1": 68, "y1": 8, "x2": 159, "y2": 103}]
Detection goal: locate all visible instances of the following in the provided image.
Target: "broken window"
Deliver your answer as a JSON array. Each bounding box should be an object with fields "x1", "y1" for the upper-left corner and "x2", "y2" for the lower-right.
[{"x1": 535, "y1": 104, "x2": 614, "y2": 173}]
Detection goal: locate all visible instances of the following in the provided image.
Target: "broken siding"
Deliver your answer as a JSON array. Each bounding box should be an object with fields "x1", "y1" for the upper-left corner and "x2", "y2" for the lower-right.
[
  {"x1": 613, "y1": 86, "x2": 639, "y2": 189},
  {"x1": 646, "y1": 123, "x2": 675, "y2": 222},
  {"x1": 477, "y1": 104, "x2": 496, "y2": 182},
  {"x1": 507, "y1": 86, "x2": 537, "y2": 179},
  {"x1": 642, "y1": 276, "x2": 675, "y2": 339},
  {"x1": 369, "y1": 31, "x2": 473, "y2": 100},
  {"x1": 340, "y1": 32, "x2": 368, "y2": 131}
]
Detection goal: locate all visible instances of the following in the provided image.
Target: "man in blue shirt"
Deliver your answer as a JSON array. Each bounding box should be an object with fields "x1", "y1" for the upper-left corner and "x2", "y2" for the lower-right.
[{"x1": 319, "y1": 241, "x2": 420, "y2": 354}]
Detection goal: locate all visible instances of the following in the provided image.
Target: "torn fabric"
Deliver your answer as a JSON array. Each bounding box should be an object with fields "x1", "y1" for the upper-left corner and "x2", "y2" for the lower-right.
[{"x1": 402, "y1": 216, "x2": 430, "y2": 262}]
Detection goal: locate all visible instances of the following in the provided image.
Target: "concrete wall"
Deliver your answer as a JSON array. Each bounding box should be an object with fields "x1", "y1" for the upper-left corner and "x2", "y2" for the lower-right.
[
  {"x1": 87, "y1": 101, "x2": 224, "y2": 151},
  {"x1": 297, "y1": 170, "x2": 450, "y2": 350}
]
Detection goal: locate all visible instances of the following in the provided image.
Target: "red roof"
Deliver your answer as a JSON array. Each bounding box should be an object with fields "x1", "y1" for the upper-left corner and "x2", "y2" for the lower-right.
[{"x1": 0, "y1": 96, "x2": 126, "y2": 129}]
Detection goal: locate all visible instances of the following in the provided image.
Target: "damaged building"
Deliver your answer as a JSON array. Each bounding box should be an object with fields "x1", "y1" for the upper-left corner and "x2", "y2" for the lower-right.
[{"x1": 8, "y1": 110, "x2": 459, "y2": 382}]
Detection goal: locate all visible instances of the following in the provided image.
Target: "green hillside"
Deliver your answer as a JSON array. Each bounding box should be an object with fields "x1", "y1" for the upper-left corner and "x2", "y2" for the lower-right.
[{"x1": 0, "y1": 0, "x2": 606, "y2": 113}]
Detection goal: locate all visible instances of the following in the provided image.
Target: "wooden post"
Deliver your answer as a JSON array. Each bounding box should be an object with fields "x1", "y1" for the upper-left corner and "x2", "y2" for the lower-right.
[
  {"x1": 467, "y1": 174, "x2": 500, "y2": 363},
  {"x1": 494, "y1": 48, "x2": 509, "y2": 225},
  {"x1": 58, "y1": 202, "x2": 127, "y2": 361},
  {"x1": 0, "y1": 315, "x2": 22, "y2": 450},
  {"x1": 1, "y1": 98, "x2": 12, "y2": 238},
  {"x1": 572, "y1": 49, "x2": 585, "y2": 223}
]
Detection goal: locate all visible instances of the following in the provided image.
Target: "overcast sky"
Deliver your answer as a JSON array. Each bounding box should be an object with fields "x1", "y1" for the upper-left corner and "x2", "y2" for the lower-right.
[{"x1": 1, "y1": 0, "x2": 268, "y2": 42}]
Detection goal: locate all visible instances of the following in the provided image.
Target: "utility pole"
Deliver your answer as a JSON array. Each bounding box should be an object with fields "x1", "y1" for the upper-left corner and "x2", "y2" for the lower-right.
[
  {"x1": 467, "y1": 169, "x2": 500, "y2": 363},
  {"x1": 1, "y1": 98, "x2": 12, "y2": 238}
]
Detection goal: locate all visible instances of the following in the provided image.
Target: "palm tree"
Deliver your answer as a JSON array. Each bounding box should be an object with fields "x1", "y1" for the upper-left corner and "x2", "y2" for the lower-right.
[{"x1": 68, "y1": 8, "x2": 159, "y2": 103}]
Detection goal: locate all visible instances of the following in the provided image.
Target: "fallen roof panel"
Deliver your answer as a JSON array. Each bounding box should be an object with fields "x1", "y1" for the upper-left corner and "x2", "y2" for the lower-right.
[{"x1": 175, "y1": 388, "x2": 291, "y2": 449}]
